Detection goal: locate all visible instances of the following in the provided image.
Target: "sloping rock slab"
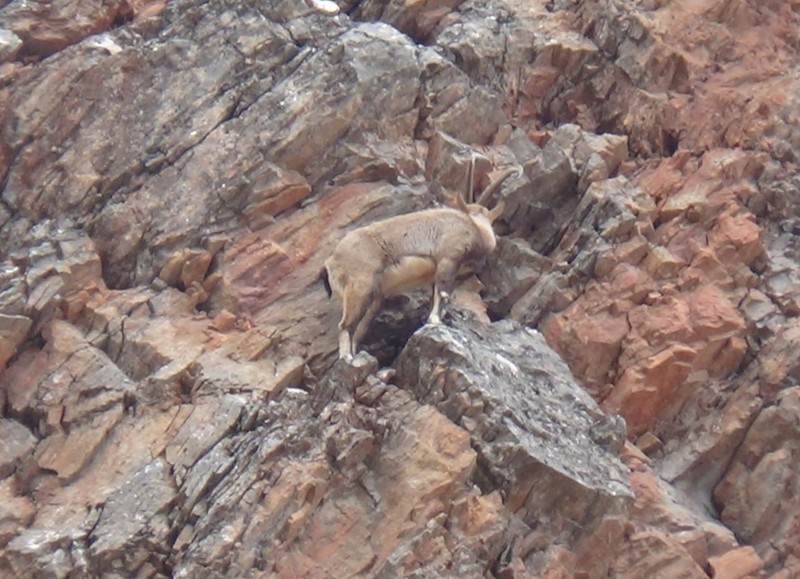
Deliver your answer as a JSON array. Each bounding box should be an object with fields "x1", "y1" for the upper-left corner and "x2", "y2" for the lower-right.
[{"x1": 396, "y1": 316, "x2": 632, "y2": 541}]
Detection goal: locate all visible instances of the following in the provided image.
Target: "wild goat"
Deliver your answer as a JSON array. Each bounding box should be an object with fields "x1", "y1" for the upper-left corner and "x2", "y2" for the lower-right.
[{"x1": 321, "y1": 163, "x2": 513, "y2": 360}]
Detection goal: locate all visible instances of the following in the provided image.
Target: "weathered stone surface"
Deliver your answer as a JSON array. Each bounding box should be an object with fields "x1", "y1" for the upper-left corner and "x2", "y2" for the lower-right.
[
  {"x1": 0, "y1": 479, "x2": 35, "y2": 547},
  {"x1": 708, "y1": 546, "x2": 765, "y2": 579},
  {"x1": 0, "y1": 0, "x2": 130, "y2": 59},
  {"x1": 2, "y1": 0, "x2": 800, "y2": 575},
  {"x1": 0, "y1": 313, "x2": 31, "y2": 369},
  {"x1": 396, "y1": 316, "x2": 633, "y2": 574},
  {"x1": 481, "y1": 237, "x2": 551, "y2": 317},
  {"x1": 3, "y1": 307, "x2": 635, "y2": 577},
  {"x1": 88, "y1": 458, "x2": 176, "y2": 564},
  {"x1": 541, "y1": 150, "x2": 762, "y2": 432},
  {"x1": 0, "y1": 419, "x2": 36, "y2": 479},
  {"x1": 166, "y1": 364, "x2": 508, "y2": 577},
  {"x1": 353, "y1": 0, "x2": 464, "y2": 41},
  {"x1": 609, "y1": 529, "x2": 708, "y2": 579},
  {"x1": 622, "y1": 443, "x2": 743, "y2": 572},
  {"x1": 502, "y1": 133, "x2": 579, "y2": 242},
  {"x1": 574, "y1": 1, "x2": 799, "y2": 156},
  {"x1": 713, "y1": 387, "x2": 800, "y2": 571},
  {"x1": 0, "y1": 28, "x2": 22, "y2": 62}
]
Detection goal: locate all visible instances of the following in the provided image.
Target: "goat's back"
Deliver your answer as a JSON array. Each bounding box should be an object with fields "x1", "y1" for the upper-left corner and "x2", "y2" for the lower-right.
[{"x1": 357, "y1": 208, "x2": 478, "y2": 260}]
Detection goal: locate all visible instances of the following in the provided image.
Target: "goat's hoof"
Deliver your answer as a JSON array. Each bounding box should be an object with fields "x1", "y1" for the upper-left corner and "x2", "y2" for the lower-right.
[{"x1": 427, "y1": 314, "x2": 441, "y2": 325}]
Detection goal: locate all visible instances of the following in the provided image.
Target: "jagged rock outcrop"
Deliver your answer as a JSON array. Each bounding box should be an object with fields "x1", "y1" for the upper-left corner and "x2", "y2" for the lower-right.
[
  {"x1": 1, "y1": 314, "x2": 632, "y2": 577},
  {"x1": 2, "y1": 0, "x2": 800, "y2": 576},
  {"x1": 397, "y1": 318, "x2": 632, "y2": 576}
]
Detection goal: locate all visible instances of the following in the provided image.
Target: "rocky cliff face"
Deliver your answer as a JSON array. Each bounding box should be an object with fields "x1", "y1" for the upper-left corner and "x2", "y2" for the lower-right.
[{"x1": 1, "y1": 0, "x2": 799, "y2": 577}]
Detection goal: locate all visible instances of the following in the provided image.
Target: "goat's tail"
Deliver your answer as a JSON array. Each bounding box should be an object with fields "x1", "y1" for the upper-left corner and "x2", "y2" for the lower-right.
[{"x1": 319, "y1": 267, "x2": 332, "y2": 298}]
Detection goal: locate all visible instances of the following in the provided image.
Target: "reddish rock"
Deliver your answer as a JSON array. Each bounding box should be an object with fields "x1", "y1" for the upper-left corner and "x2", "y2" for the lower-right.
[
  {"x1": 125, "y1": 0, "x2": 167, "y2": 21},
  {"x1": 757, "y1": 321, "x2": 800, "y2": 396},
  {"x1": 0, "y1": 479, "x2": 35, "y2": 547},
  {"x1": 547, "y1": 146, "x2": 754, "y2": 440},
  {"x1": 0, "y1": 313, "x2": 31, "y2": 369},
  {"x1": 537, "y1": 546, "x2": 575, "y2": 579},
  {"x1": 242, "y1": 166, "x2": 312, "y2": 230},
  {"x1": 209, "y1": 309, "x2": 237, "y2": 332},
  {"x1": 275, "y1": 404, "x2": 477, "y2": 575},
  {"x1": 607, "y1": 344, "x2": 697, "y2": 437},
  {"x1": 708, "y1": 546, "x2": 764, "y2": 579},
  {"x1": 0, "y1": 0, "x2": 130, "y2": 58},
  {"x1": 570, "y1": 1, "x2": 797, "y2": 156},
  {"x1": 608, "y1": 530, "x2": 708, "y2": 579},
  {"x1": 354, "y1": 0, "x2": 463, "y2": 41},
  {"x1": 2, "y1": 0, "x2": 800, "y2": 575},
  {"x1": 686, "y1": 285, "x2": 746, "y2": 342},
  {"x1": 713, "y1": 388, "x2": 800, "y2": 571},
  {"x1": 710, "y1": 209, "x2": 764, "y2": 267},
  {"x1": 158, "y1": 248, "x2": 213, "y2": 290},
  {"x1": 0, "y1": 419, "x2": 36, "y2": 479},
  {"x1": 619, "y1": 441, "x2": 747, "y2": 574},
  {"x1": 542, "y1": 306, "x2": 629, "y2": 394},
  {"x1": 34, "y1": 406, "x2": 124, "y2": 479}
]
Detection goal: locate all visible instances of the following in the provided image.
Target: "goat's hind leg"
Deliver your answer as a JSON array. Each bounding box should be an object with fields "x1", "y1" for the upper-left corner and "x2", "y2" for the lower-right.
[{"x1": 338, "y1": 275, "x2": 377, "y2": 360}]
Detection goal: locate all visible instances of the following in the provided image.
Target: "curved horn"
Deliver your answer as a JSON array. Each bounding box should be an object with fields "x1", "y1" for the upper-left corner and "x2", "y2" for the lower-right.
[
  {"x1": 476, "y1": 166, "x2": 522, "y2": 206},
  {"x1": 467, "y1": 153, "x2": 476, "y2": 204},
  {"x1": 488, "y1": 201, "x2": 506, "y2": 222},
  {"x1": 455, "y1": 192, "x2": 469, "y2": 213}
]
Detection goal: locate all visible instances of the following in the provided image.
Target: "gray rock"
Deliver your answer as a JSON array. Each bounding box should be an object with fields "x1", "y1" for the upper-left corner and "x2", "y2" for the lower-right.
[
  {"x1": 0, "y1": 28, "x2": 21, "y2": 62},
  {"x1": 395, "y1": 316, "x2": 632, "y2": 538},
  {"x1": 89, "y1": 459, "x2": 176, "y2": 565},
  {"x1": 502, "y1": 136, "x2": 580, "y2": 249},
  {"x1": 0, "y1": 419, "x2": 36, "y2": 479},
  {"x1": 481, "y1": 237, "x2": 552, "y2": 318},
  {"x1": 5, "y1": 527, "x2": 88, "y2": 579},
  {"x1": 589, "y1": 414, "x2": 627, "y2": 455}
]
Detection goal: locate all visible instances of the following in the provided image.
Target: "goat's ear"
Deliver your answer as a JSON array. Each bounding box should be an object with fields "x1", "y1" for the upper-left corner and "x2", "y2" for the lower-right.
[{"x1": 488, "y1": 201, "x2": 505, "y2": 222}]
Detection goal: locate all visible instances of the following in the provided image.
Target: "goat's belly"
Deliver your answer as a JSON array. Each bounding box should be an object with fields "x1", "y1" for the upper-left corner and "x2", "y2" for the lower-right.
[{"x1": 382, "y1": 257, "x2": 436, "y2": 296}]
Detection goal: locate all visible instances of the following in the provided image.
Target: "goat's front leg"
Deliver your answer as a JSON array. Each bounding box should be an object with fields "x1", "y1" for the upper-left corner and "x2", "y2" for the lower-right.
[
  {"x1": 338, "y1": 330, "x2": 353, "y2": 361},
  {"x1": 429, "y1": 286, "x2": 443, "y2": 325},
  {"x1": 428, "y1": 257, "x2": 459, "y2": 325}
]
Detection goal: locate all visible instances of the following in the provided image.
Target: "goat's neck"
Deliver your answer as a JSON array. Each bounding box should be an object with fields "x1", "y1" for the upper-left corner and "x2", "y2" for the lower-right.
[{"x1": 470, "y1": 213, "x2": 497, "y2": 252}]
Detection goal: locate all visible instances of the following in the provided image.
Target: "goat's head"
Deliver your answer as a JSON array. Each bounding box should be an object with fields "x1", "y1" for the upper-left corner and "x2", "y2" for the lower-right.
[
  {"x1": 447, "y1": 193, "x2": 504, "y2": 253},
  {"x1": 448, "y1": 155, "x2": 517, "y2": 228},
  {"x1": 456, "y1": 194, "x2": 505, "y2": 223}
]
